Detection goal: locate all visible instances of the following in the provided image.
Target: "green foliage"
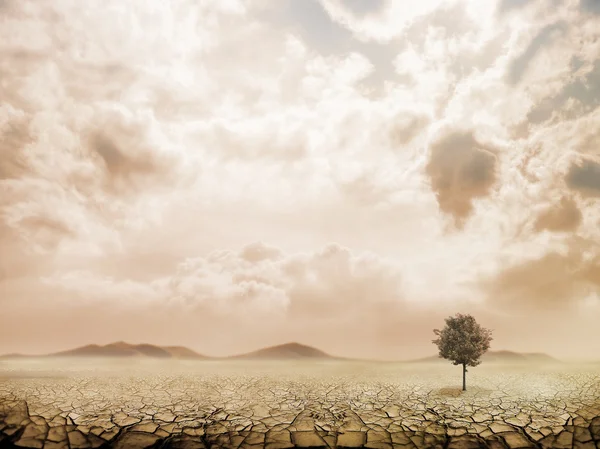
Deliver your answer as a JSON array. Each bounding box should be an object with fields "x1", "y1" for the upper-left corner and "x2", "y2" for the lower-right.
[{"x1": 432, "y1": 313, "x2": 493, "y2": 367}]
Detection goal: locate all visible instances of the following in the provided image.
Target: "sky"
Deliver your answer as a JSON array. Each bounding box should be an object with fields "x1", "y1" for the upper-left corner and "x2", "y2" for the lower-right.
[{"x1": 1, "y1": 0, "x2": 599, "y2": 361}]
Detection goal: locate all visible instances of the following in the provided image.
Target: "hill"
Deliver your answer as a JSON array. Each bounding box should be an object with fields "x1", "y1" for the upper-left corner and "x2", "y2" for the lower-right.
[
  {"x1": 0, "y1": 342, "x2": 207, "y2": 359},
  {"x1": 1, "y1": 344, "x2": 563, "y2": 363},
  {"x1": 227, "y1": 342, "x2": 334, "y2": 360},
  {"x1": 482, "y1": 350, "x2": 560, "y2": 364},
  {"x1": 162, "y1": 345, "x2": 205, "y2": 359},
  {"x1": 407, "y1": 350, "x2": 561, "y2": 364}
]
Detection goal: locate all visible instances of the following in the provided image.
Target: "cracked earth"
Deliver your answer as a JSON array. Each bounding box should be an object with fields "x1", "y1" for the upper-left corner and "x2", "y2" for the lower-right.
[{"x1": 1, "y1": 360, "x2": 600, "y2": 449}]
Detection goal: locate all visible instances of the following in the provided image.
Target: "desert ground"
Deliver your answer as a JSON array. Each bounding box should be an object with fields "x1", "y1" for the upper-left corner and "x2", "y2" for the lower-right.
[{"x1": 1, "y1": 359, "x2": 600, "y2": 449}]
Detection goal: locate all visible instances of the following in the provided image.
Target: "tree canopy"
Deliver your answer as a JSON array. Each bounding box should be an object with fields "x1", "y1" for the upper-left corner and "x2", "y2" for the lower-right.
[{"x1": 432, "y1": 313, "x2": 493, "y2": 367}]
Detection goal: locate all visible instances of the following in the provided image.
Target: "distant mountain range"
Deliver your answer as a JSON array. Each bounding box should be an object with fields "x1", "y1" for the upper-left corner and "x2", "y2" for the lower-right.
[
  {"x1": 0, "y1": 342, "x2": 562, "y2": 363},
  {"x1": 0, "y1": 342, "x2": 209, "y2": 359},
  {"x1": 0, "y1": 342, "x2": 333, "y2": 361}
]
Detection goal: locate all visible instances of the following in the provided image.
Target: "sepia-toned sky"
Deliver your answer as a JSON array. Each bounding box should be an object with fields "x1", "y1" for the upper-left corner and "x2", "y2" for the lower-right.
[{"x1": 1, "y1": 0, "x2": 599, "y2": 361}]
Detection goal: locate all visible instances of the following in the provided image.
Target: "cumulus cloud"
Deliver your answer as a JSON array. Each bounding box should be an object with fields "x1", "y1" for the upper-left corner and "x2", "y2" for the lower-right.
[
  {"x1": 164, "y1": 242, "x2": 405, "y2": 321},
  {"x1": 425, "y1": 130, "x2": 498, "y2": 225},
  {"x1": 7, "y1": 242, "x2": 425, "y2": 358},
  {"x1": 1, "y1": 0, "x2": 600, "y2": 360},
  {"x1": 36, "y1": 242, "x2": 406, "y2": 320}
]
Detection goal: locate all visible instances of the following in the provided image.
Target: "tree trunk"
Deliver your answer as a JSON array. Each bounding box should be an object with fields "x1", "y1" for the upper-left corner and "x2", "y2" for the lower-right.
[{"x1": 462, "y1": 363, "x2": 466, "y2": 391}]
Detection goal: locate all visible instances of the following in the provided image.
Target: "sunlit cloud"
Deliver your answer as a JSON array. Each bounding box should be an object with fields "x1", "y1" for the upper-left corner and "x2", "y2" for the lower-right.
[{"x1": 1, "y1": 0, "x2": 599, "y2": 360}]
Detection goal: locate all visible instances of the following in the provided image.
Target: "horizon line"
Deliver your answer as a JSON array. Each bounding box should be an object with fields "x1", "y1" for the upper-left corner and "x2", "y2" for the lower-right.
[{"x1": 2, "y1": 340, "x2": 595, "y2": 363}]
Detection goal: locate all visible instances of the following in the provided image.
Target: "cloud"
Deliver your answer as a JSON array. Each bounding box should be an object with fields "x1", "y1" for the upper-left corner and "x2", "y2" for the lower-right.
[
  {"x1": 199, "y1": 116, "x2": 309, "y2": 163},
  {"x1": 534, "y1": 196, "x2": 582, "y2": 232},
  {"x1": 1, "y1": 0, "x2": 600, "y2": 360},
  {"x1": 507, "y1": 22, "x2": 567, "y2": 85},
  {"x1": 389, "y1": 112, "x2": 432, "y2": 145},
  {"x1": 42, "y1": 270, "x2": 165, "y2": 307},
  {"x1": 163, "y1": 242, "x2": 405, "y2": 322},
  {"x1": 22, "y1": 241, "x2": 423, "y2": 357},
  {"x1": 85, "y1": 108, "x2": 181, "y2": 194},
  {"x1": 240, "y1": 242, "x2": 285, "y2": 263},
  {"x1": 580, "y1": 0, "x2": 600, "y2": 14},
  {"x1": 319, "y1": 0, "x2": 449, "y2": 42},
  {"x1": 496, "y1": 0, "x2": 535, "y2": 14},
  {"x1": 340, "y1": 0, "x2": 386, "y2": 16},
  {"x1": 486, "y1": 254, "x2": 584, "y2": 311},
  {"x1": 527, "y1": 60, "x2": 600, "y2": 126},
  {"x1": 254, "y1": 0, "x2": 400, "y2": 93},
  {"x1": 483, "y1": 234, "x2": 600, "y2": 311},
  {"x1": 0, "y1": 108, "x2": 31, "y2": 180},
  {"x1": 565, "y1": 157, "x2": 600, "y2": 196},
  {"x1": 0, "y1": 222, "x2": 47, "y2": 281},
  {"x1": 425, "y1": 130, "x2": 498, "y2": 225},
  {"x1": 40, "y1": 242, "x2": 407, "y2": 321}
]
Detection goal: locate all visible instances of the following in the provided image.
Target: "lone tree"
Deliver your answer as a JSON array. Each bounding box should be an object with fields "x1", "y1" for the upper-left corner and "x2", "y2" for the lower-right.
[{"x1": 432, "y1": 313, "x2": 493, "y2": 391}]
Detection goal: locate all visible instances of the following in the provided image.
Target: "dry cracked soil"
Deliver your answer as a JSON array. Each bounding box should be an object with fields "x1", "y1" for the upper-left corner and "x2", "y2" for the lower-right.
[{"x1": 1, "y1": 358, "x2": 600, "y2": 449}]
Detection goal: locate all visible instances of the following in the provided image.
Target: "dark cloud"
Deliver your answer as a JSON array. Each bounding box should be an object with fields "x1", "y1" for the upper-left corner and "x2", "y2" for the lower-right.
[
  {"x1": 507, "y1": 22, "x2": 566, "y2": 85},
  {"x1": 581, "y1": 257, "x2": 600, "y2": 288},
  {"x1": 426, "y1": 131, "x2": 497, "y2": 225},
  {"x1": 534, "y1": 196, "x2": 582, "y2": 232},
  {"x1": 21, "y1": 214, "x2": 72, "y2": 232},
  {"x1": 90, "y1": 132, "x2": 159, "y2": 181},
  {"x1": 86, "y1": 113, "x2": 180, "y2": 194},
  {"x1": 18, "y1": 215, "x2": 75, "y2": 243},
  {"x1": 486, "y1": 250, "x2": 598, "y2": 311},
  {"x1": 496, "y1": 0, "x2": 534, "y2": 13},
  {"x1": 580, "y1": 0, "x2": 600, "y2": 14},
  {"x1": 565, "y1": 158, "x2": 600, "y2": 196},
  {"x1": 240, "y1": 242, "x2": 283, "y2": 263},
  {"x1": 497, "y1": 0, "x2": 563, "y2": 15},
  {"x1": 341, "y1": 0, "x2": 386, "y2": 16},
  {"x1": 485, "y1": 234, "x2": 600, "y2": 312}
]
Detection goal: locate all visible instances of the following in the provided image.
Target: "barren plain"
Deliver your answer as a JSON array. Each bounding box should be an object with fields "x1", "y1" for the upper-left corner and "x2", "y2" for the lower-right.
[{"x1": 1, "y1": 359, "x2": 600, "y2": 449}]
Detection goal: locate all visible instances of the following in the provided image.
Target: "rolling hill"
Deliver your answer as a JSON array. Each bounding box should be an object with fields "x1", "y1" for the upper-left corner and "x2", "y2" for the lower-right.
[
  {"x1": 0, "y1": 342, "x2": 335, "y2": 361},
  {"x1": 1, "y1": 343, "x2": 563, "y2": 364},
  {"x1": 481, "y1": 350, "x2": 560, "y2": 364},
  {"x1": 0, "y1": 342, "x2": 208, "y2": 359},
  {"x1": 227, "y1": 342, "x2": 334, "y2": 360},
  {"x1": 407, "y1": 350, "x2": 561, "y2": 364}
]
